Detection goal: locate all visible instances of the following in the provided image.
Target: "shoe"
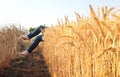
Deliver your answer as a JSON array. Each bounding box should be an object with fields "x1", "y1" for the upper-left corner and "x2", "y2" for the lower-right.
[
  {"x1": 20, "y1": 35, "x2": 30, "y2": 40},
  {"x1": 20, "y1": 50, "x2": 30, "y2": 56}
]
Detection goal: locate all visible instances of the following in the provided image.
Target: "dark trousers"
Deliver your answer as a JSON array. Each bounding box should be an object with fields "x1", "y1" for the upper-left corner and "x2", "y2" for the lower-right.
[{"x1": 27, "y1": 26, "x2": 43, "y2": 53}]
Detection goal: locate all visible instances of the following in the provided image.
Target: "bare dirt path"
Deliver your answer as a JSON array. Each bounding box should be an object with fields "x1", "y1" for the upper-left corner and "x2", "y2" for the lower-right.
[{"x1": 0, "y1": 52, "x2": 51, "y2": 77}]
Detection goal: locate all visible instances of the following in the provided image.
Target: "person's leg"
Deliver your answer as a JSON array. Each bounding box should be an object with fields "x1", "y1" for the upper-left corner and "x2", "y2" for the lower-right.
[
  {"x1": 27, "y1": 26, "x2": 42, "y2": 39},
  {"x1": 20, "y1": 34, "x2": 43, "y2": 55},
  {"x1": 20, "y1": 26, "x2": 42, "y2": 40},
  {"x1": 27, "y1": 34, "x2": 43, "y2": 53}
]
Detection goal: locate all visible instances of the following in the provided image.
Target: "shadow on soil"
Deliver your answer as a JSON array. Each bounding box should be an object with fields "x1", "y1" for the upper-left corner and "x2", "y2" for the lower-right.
[{"x1": 0, "y1": 51, "x2": 51, "y2": 77}]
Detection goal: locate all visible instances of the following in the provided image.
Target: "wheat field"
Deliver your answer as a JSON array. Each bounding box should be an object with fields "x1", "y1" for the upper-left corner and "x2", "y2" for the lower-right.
[
  {"x1": 0, "y1": 5, "x2": 120, "y2": 77},
  {"x1": 42, "y1": 5, "x2": 120, "y2": 77},
  {"x1": 0, "y1": 25, "x2": 27, "y2": 72}
]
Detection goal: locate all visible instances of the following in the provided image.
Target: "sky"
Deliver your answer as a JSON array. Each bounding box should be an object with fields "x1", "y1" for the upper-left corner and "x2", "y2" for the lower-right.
[{"x1": 0, "y1": 0, "x2": 120, "y2": 28}]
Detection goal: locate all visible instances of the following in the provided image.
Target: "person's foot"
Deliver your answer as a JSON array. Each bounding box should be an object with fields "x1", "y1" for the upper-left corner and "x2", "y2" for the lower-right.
[
  {"x1": 20, "y1": 50, "x2": 30, "y2": 56},
  {"x1": 20, "y1": 35, "x2": 30, "y2": 40}
]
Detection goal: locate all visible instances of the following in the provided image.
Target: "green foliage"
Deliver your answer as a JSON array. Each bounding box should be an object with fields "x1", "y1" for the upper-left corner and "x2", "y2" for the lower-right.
[{"x1": 29, "y1": 27, "x2": 36, "y2": 32}]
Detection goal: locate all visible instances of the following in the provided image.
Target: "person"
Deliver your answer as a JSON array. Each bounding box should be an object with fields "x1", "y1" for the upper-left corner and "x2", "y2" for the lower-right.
[{"x1": 20, "y1": 25, "x2": 46, "y2": 56}]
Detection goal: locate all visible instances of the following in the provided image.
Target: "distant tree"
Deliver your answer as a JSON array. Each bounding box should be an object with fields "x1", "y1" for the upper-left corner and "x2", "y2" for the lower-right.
[{"x1": 29, "y1": 27, "x2": 36, "y2": 32}]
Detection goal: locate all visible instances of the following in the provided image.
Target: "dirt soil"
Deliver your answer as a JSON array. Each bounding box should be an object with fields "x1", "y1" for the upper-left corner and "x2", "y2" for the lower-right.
[{"x1": 0, "y1": 52, "x2": 51, "y2": 77}]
